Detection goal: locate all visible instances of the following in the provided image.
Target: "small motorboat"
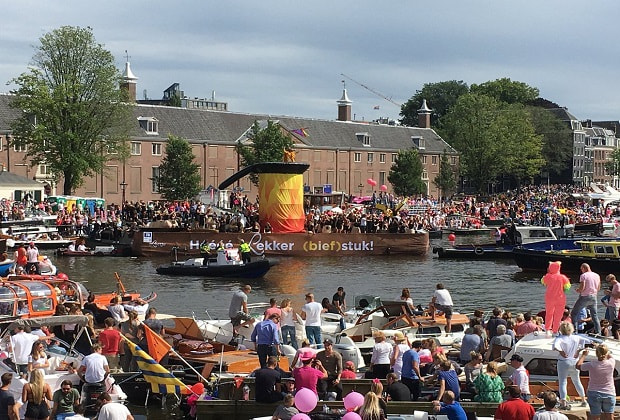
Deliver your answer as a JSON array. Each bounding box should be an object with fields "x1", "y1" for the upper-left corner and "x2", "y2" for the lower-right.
[
  {"x1": 156, "y1": 248, "x2": 273, "y2": 278},
  {"x1": 56, "y1": 245, "x2": 117, "y2": 256}
]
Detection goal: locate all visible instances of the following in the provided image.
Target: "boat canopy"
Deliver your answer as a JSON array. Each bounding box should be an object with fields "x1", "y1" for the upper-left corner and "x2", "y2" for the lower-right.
[{"x1": 1, "y1": 315, "x2": 90, "y2": 331}]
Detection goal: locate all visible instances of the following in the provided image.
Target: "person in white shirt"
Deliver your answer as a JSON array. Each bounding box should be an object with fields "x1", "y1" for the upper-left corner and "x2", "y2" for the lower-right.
[
  {"x1": 10, "y1": 325, "x2": 50, "y2": 376},
  {"x1": 96, "y1": 392, "x2": 133, "y2": 420},
  {"x1": 367, "y1": 330, "x2": 393, "y2": 379},
  {"x1": 79, "y1": 343, "x2": 109, "y2": 384},
  {"x1": 429, "y1": 283, "x2": 455, "y2": 333},
  {"x1": 301, "y1": 293, "x2": 324, "y2": 348}
]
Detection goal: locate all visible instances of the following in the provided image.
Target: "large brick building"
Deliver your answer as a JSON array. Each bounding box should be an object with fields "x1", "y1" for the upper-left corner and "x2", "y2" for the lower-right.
[{"x1": 0, "y1": 63, "x2": 458, "y2": 205}]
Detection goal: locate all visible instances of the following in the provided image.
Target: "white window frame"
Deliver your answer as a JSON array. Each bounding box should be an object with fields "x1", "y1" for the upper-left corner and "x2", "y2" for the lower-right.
[
  {"x1": 379, "y1": 153, "x2": 386, "y2": 163},
  {"x1": 131, "y1": 142, "x2": 142, "y2": 156},
  {"x1": 354, "y1": 152, "x2": 361, "y2": 163},
  {"x1": 13, "y1": 143, "x2": 27, "y2": 153},
  {"x1": 152, "y1": 143, "x2": 162, "y2": 156},
  {"x1": 151, "y1": 166, "x2": 160, "y2": 193},
  {"x1": 367, "y1": 153, "x2": 374, "y2": 163}
]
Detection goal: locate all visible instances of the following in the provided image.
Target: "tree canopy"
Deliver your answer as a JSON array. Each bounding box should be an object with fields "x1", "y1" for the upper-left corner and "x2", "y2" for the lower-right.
[
  {"x1": 438, "y1": 93, "x2": 544, "y2": 192},
  {"x1": 236, "y1": 120, "x2": 295, "y2": 185},
  {"x1": 433, "y1": 150, "x2": 457, "y2": 199},
  {"x1": 156, "y1": 135, "x2": 202, "y2": 200},
  {"x1": 470, "y1": 78, "x2": 539, "y2": 105},
  {"x1": 9, "y1": 26, "x2": 132, "y2": 195},
  {"x1": 388, "y1": 149, "x2": 426, "y2": 196},
  {"x1": 399, "y1": 80, "x2": 469, "y2": 127}
]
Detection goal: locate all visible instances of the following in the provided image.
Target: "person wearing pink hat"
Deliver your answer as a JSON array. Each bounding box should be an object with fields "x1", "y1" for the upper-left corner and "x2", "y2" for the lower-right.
[{"x1": 292, "y1": 350, "x2": 326, "y2": 395}]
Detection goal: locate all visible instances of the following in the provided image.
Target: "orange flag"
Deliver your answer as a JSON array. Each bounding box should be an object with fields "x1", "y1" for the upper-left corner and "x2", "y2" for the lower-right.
[{"x1": 143, "y1": 323, "x2": 171, "y2": 362}]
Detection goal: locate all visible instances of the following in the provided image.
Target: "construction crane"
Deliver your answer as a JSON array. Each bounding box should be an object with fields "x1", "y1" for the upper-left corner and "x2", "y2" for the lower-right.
[{"x1": 340, "y1": 73, "x2": 402, "y2": 107}]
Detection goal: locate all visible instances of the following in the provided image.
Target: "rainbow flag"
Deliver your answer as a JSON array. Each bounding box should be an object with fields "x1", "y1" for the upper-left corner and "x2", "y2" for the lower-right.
[
  {"x1": 122, "y1": 337, "x2": 190, "y2": 395},
  {"x1": 292, "y1": 127, "x2": 308, "y2": 137}
]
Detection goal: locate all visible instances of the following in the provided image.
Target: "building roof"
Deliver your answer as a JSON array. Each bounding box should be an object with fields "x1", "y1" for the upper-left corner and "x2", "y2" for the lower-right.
[
  {"x1": 547, "y1": 107, "x2": 579, "y2": 122},
  {"x1": 0, "y1": 171, "x2": 43, "y2": 188},
  {"x1": 0, "y1": 93, "x2": 458, "y2": 155}
]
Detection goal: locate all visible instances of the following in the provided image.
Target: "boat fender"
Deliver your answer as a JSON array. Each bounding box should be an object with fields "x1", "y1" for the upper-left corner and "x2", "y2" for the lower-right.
[{"x1": 474, "y1": 247, "x2": 484, "y2": 256}]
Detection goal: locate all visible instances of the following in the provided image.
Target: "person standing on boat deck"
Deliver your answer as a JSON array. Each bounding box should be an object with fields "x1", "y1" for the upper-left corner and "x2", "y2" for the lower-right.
[
  {"x1": 400, "y1": 340, "x2": 423, "y2": 401},
  {"x1": 577, "y1": 344, "x2": 614, "y2": 420},
  {"x1": 292, "y1": 350, "x2": 327, "y2": 396},
  {"x1": 251, "y1": 313, "x2": 281, "y2": 369},
  {"x1": 10, "y1": 325, "x2": 51, "y2": 377},
  {"x1": 459, "y1": 325, "x2": 484, "y2": 363},
  {"x1": 507, "y1": 354, "x2": 531, "y2": 401},
  {"x1": 78, "y1": 343, "x2": 109, "y2": 386},
  {"x1": 485, "y1": 307, "x2": 507, "y2": 340},
  {"x1": 228, "y1": 285, "x2": 255, "y2": 336},
  {"x1": 390, "y1": 331, "x2": 410, "y2": 379},
  {"x1": 553, "y1": 322, "x2": 587, "y2": 410},
  {"x1": 542, "y1": 261, "x2": 571, "y2": 335},
  {"x1": 0, "y1": 373, "x2": 19, "y2": 420},
  {"x1": 280, "y1": 299, "x2": 298, "y2": 350},
  {"x1": 254, "y1": 356, "x2": 284, "y2": 403},
  {"x1": 301, "y1": 293, "x2": 323, "y2": 348},
  {"x1": 143, "y1": 307, "x2": 168, "y2": 365},
  {"x1": 603, "y1": 274, "x2": 620, "y2": 321},
  {"x1": 239, "y1": 239, "x2": 251, "y2": 264},
  {"x1": 571, "y1": 263, "x2": 601, "y2": 335},
  {"x1": 14, "y1": 244, "x2": 27, "y2": 269},
  {"x1": 428, "y1": 283, "x2": 454, "y2": 333},
  {"x1": 25, "y1": 241, "x2": 40, "y2": 275},
  {"x1": 332, "y1": 286, "x2": 346, "y2": 311}
]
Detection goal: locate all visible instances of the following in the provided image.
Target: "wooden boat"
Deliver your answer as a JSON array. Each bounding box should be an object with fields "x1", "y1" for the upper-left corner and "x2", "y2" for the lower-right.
[
  {"x1": 513, "y1": 240, "x2": 620, "y2": 273},
  {"x1": 156, "y1": 249, "x2": 273, "y2": 278},
  {"x1": 131, "y1": 229, "x2": 429, "y2": 257},
  {"x1": 56, "y1": 245, "x2": 118, "y2": 256}
]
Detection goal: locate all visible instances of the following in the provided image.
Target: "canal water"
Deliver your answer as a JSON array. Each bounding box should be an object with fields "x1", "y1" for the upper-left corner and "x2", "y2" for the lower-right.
[{"x1": 49, "y1": 237, "x2": 589, "y2": 418}]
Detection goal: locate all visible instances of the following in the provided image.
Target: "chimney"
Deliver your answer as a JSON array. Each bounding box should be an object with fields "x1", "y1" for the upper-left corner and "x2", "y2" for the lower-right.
[
  {"x1": 120, "y1": 60, "x2": 138, "y2": 103},
  {"x1": 417, "y1": 99, "x2": 432, "y2": 128},
  {"x1": 337, "y1": 89, "x2": 352, "y2": 122}
]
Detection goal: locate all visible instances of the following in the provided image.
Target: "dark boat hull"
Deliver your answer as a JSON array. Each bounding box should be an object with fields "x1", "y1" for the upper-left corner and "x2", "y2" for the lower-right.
[
  {"x1": 432, "y1": 245, "x2": 514, "y2": 259},
  {"x1": 156, "y1": 259, "x2": 272, "y2": 278},
  {"x1": 132, "y1": 230, "x2": 429, "y2": 257},
  {"x1": 513, "y1": 247, "x2": 620, "y2": 273}
]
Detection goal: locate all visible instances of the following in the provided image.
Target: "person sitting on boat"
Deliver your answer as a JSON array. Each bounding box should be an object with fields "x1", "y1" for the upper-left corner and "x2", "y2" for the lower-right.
[
  {"x1": 432, "y1": 390, "x2": 466, "y2": 420},
  {"x1": 67, "y1": 241, "x2": 76, "y2": 252},
  {"x1": 76, "y1": 239, "x2": 87, "y2": 252},
  {"x1": 108, "y1": 296, "x2": 127, "y2": 324},
  {"x1": 472, "y1": 361, "x2": 504, "y2": 403},
  {"x1": 533, "y1": 391, "x2": 569, "y2": 420},
  {"x1": 485, "y1": 324, "x2": 513, "y2": 362}
]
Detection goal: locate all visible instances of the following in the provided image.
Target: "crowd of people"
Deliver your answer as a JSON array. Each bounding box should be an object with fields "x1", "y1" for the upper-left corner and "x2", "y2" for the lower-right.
[{"x1": 229, "y1": 257, "x2": 619, "y2": 420}]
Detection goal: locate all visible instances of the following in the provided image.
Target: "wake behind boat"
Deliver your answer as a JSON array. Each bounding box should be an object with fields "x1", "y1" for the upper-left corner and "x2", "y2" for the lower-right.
[{"x1": 156, "y1": 247, "x2": 273, "y2": 278}]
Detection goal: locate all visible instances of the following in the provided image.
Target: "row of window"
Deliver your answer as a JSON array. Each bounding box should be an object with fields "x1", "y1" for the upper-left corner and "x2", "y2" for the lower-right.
[{"x1": 352, "y1": 152, "x2": 456, "y2": 165}]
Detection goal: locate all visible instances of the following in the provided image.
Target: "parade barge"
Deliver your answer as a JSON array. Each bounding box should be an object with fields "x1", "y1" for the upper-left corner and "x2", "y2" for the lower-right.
[{"x1": 132, "y1": 162, "x2": 429, "y2": 257}]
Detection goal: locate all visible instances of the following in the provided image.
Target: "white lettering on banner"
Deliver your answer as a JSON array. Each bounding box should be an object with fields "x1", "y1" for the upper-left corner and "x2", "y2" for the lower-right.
[
  {"x1": 189, "y1": 240, "x2": 200, "y2": 249},
  {"x1": 303, "y1": 240, "x2": 374, "y2": 252},
  {"x1": 149, "y1": 241, "x2": 167, "y2": 248}
]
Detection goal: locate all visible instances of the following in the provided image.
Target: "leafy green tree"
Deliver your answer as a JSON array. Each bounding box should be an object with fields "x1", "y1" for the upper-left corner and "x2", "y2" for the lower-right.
[
  {"x1": 388, "y1": 149, "x2": 426, "y2": 196},
  {"x1": 439, "y1": 93, "x2": 543, "y2": 192},
  {"x1": 169, "y1": 93, "x2": 182, "y2": 107},
  {"x1": 470, "y1": 78, "x2": 539, "y2": 105},
  {"x1": 491, "y1": 104, "x2": 545, "y2": 185},
  {"x1": 9, "y1": 26, "x2": 132, "y2": 195},
  {"x1": 433, "y1": 150, "x2": 457, "y2": 199},
  {"x1": 399, "y1": 80, "x2": 469, "y2": 127},
  {"x1": 528, "y1": 107, "x2": 573, "y2": 182},
  {"x1": 236, "y1": 120, "x2": 294, "y2": 185},
  {"x1": 156, "y1": 135, "x2": 201, "y2": 200},
  {"x1": 605, "y1": 148, "x2": 620, "y2": 177}
]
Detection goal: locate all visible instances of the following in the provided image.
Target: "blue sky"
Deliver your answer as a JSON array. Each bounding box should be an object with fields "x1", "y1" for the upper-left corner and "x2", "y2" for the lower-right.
[{"x1": 2, "y1": 1, "x2": 619, "y2": 123}]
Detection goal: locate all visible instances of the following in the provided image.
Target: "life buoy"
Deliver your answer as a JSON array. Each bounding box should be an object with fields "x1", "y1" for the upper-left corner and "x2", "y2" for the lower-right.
[{"x1": 474, "y1": 247, "x2": 484, "y2": 256}]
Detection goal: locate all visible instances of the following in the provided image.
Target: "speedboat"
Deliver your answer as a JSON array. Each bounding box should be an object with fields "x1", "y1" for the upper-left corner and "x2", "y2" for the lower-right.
[
  {"x1": 504, "y1": 331, "x2": 620, "y2": 397},
  {"x1": 513, "y1": 239, "x2": 620, "y2": 272},
  {"x1": 156, "y1": 249, "x2": 273, "y2": 278},
  {"x1": 323, "y1": 296, "x2": 470, "y2": 363},
  {"x1": 0, "y1": 315, "x2": 126, "y2": 417}
]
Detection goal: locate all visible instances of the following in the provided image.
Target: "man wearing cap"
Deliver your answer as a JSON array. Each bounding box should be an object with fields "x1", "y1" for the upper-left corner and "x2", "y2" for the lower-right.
[
  {"x1": 301, "y1": 293, "x2": 323, "y2": 347},
  {"x1": 251, "y1": 313, "x2": 281, "y2": 369},
  {"x1": 508, "y1": 354, "x2": 531, "y2": 401},
  {"x1": 316, "y1": 339, "x2": 343, "y2": 401},
  {"x1": 401, "y1": 340, "x2": 423, "y2": 401},
  {"x1": 292, "y1": 350, "x2": 327, "y2": 396}
]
